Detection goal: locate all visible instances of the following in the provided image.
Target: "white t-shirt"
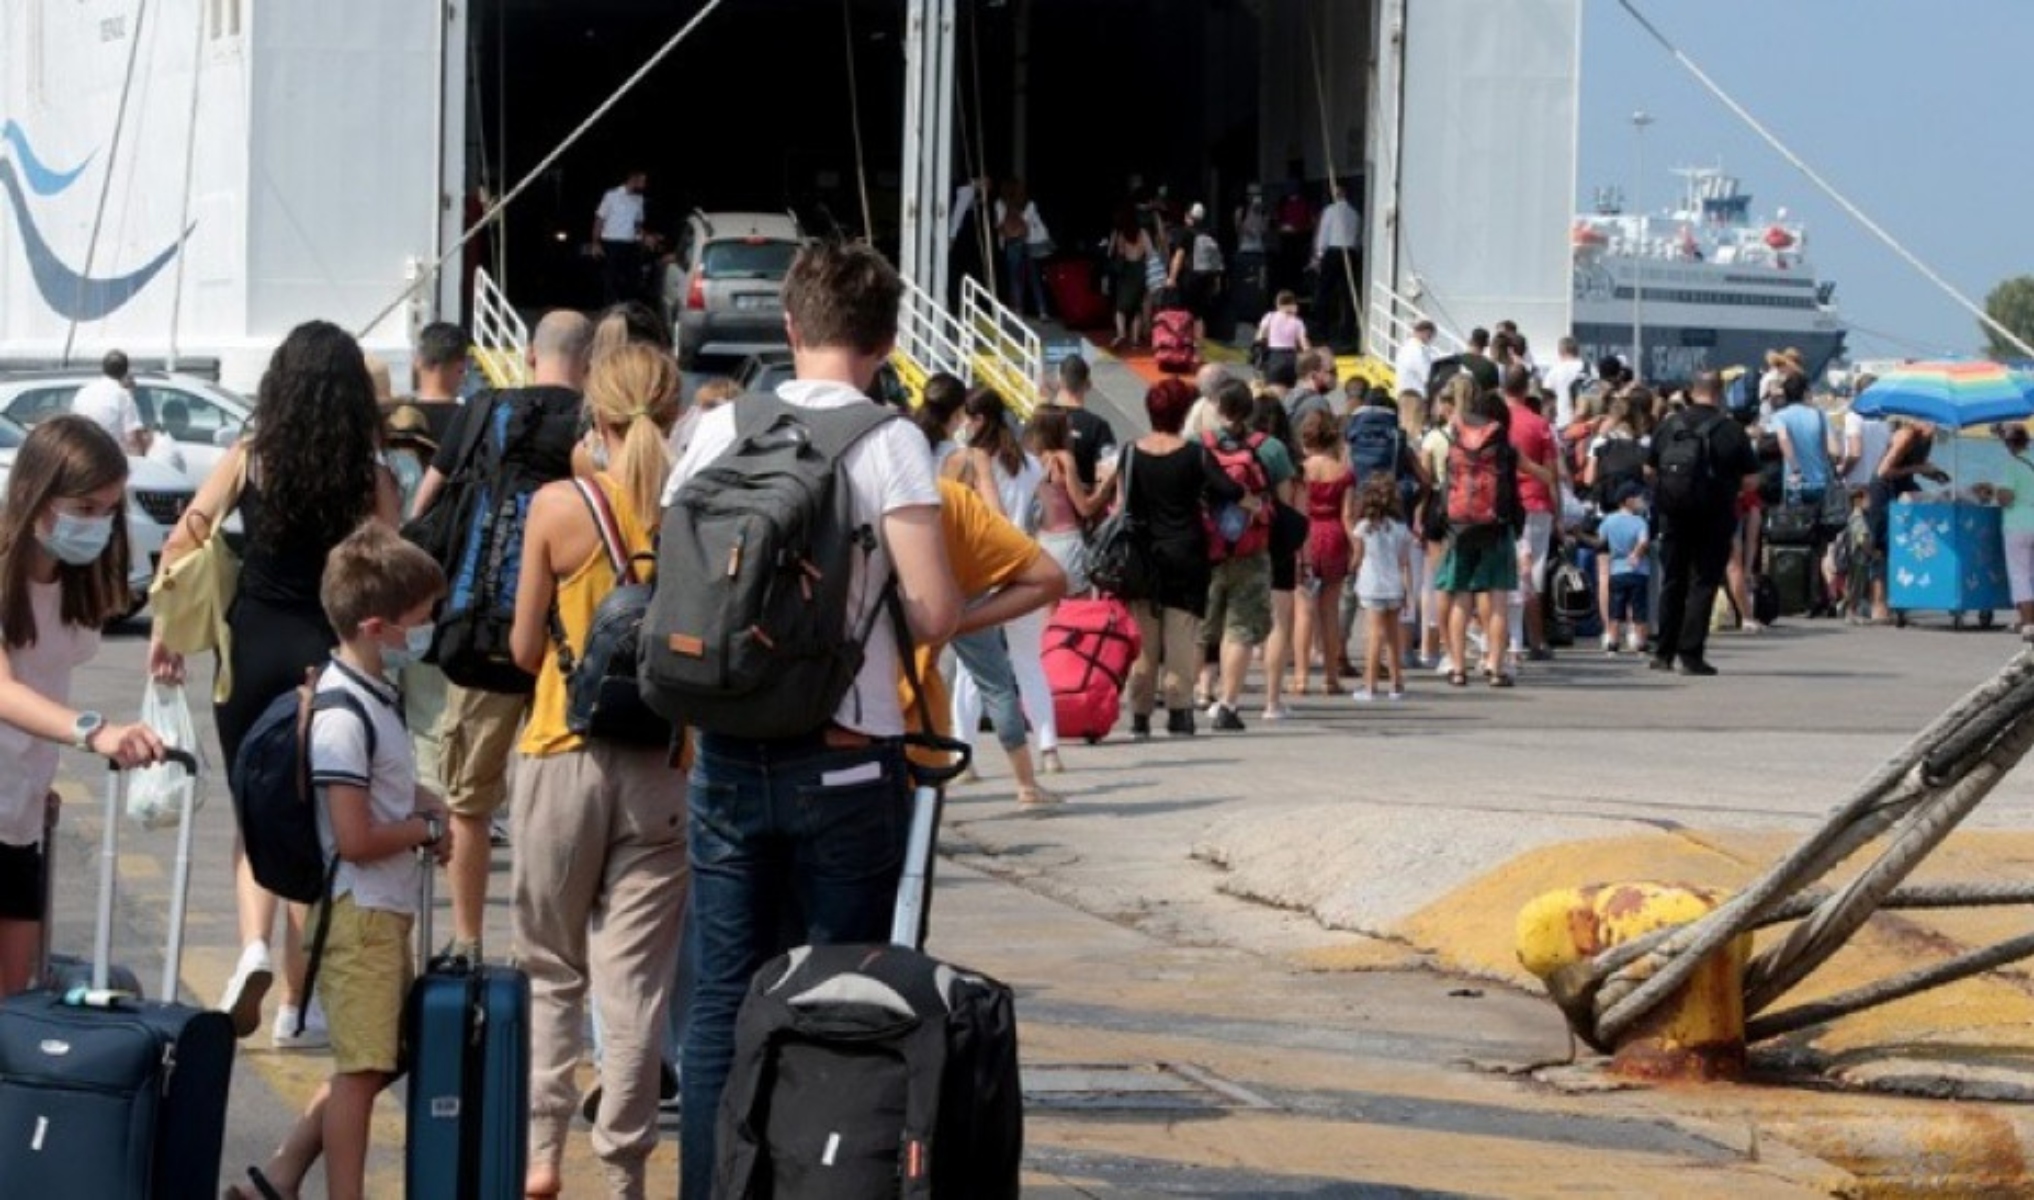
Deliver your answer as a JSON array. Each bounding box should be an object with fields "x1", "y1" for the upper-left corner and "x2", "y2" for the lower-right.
[
  {"x1": 72, "y1": 378, "x2": 143, "y2": 448},
  {"x1": 596, "y1": 187, "x2": 644, "y2": 242},
  {"x1": 1354, "y1": 517, "x2": 1413, "y2": 602},
  {"x1": 0, "y1": 581, "x2": 97, "y2": 846},
  {"x1": 1393, "y1": 339, "x2": 1435, "y2": 400},
  {"x1": 664, "y1": 380, "x2": 941, "y2": 737},
  {"x1": 1843, "y1": 410, "x2": 1892, "y2": 488},
  {"x1": 1543, "y1": 358, "x2": 1586, "y2": 427},
  {"x1": 310, "y1": 659, "x2": 421, "y2": 915}
]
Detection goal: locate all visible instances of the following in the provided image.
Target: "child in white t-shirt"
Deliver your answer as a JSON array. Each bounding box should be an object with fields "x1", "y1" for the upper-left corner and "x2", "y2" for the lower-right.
[{"x1": 1348, "y1": 475, "x2": 1414, "y2": 701}]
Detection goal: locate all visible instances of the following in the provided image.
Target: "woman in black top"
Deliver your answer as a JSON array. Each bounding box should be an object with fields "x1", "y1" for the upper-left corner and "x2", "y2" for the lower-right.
[
  {"x1": 1121, "y1": 377, "x2": 1242, "y2": 738},
  {"x1": 150, "y1": 320, "x2": 399, "y2": 1043}
]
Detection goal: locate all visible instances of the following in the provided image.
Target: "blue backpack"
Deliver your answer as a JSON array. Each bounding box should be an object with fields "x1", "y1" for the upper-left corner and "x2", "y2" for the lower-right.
[
  {"x1": 230, "y1": 671, "x2": 375, "y2": 1037},
  {"x1": 1346, "y1": 406, "x2": 1420, "y2": 514},
  {"x1": 1724, "y1": 370, "x2": 1758, "y2": 419},
  {"x1": 230, "y1": 672, "x2": 374, "y2": 907}
]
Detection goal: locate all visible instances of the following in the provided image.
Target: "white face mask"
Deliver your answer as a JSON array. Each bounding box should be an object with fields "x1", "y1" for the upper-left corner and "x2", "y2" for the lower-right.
[
  {"x1": 381, "y1": 622, "x2": 436, "y2": 674},
  {"x1": 38, "y1": 510, "x2": 115, "y2": 565}
]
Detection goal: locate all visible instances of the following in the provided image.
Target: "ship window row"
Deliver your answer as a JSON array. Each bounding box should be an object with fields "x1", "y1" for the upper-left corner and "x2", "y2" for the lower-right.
[
  {"x1": 1614, "y1": 287, "x2": 1818, "y2": 310},
  {"x1": 1719, "y1": 274, "x2": 1816, "y2": 290}
]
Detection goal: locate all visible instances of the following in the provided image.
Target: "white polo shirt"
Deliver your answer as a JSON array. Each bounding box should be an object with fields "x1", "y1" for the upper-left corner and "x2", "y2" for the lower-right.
[
  {"x1": 310, "y1": 659, "x2": 421, "y2": 915},
  {"x1": 597, "y1": 186, "x2": 644, "y2": 242},
  {"x1": 72, "y1": 377, "x2": 143, "y2": 447}
]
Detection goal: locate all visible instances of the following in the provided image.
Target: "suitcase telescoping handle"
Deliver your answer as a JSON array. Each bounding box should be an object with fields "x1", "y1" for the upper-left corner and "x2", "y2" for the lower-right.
[
  {"x1": 889, "y1": 785, "x2": 943, "y2": 951},
  {"x1": 92, "y1": 749, "x2": 201, "y2": 997}
]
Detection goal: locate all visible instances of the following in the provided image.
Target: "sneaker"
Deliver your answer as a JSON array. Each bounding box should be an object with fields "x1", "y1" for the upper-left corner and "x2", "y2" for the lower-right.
[
  {"x1": 1210, "y1": 704, "x2": 1246, "y2": 732},
  {"x1": 1165, "y1": 709, "x2": 1196, "y2": 737},
  {"x1": 1676, "y1": 658, "x2": 1720, "y2": 677},
  {"x1": 1433, "y1": 658, "x2": 1457, "y2": 678},
  {"x1": 1017, "y1": 785, "x2": 1066, "y2": 814},
  {"x1": 1260, "y1": 704, "x2": 1292, "y2": 722},
  {"x1": 1648, "y1": 656, "x2": 1675, "y2": 672},
  {"x1": 273, "y1": 1000, "x2": 330, "y2": 1051},
  {"x1": 1350, "y1": 688, "x2": 1376, "y2": 703},
  {"x1": 1387, "y1": 688, "x2": 1406, "y2": 702},
  {"x1": 218, "y1": 942, "x2": 274, "y2": 1040},
  {"x1": 1131, "y1": 714, "x2": 1152, "y2": 741},
  {"x1": 1603, "y1": 639, "x2": 1619, "y2": 657}
]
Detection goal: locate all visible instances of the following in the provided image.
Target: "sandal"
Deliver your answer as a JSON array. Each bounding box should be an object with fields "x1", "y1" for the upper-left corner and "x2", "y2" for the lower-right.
[
  {"x1": 227, "y1": 1166, "x2": 292, "y2": 1200},
  {"x1": 1017, "y1": 785, "x2": 1066, "y2": 814},
  {"x1": 1448, "y1": 671, "x2": 1468, "y2": 688},
  {"x1": 1490, "y1": 673, "x2": 1516, "y2": 688}
]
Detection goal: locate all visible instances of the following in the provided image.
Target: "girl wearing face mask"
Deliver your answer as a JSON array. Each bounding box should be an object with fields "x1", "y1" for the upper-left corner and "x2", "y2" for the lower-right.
[
  {"x1": 151, "y1": 321, "x2": 401, "y2": 1047},
  {"x1": 506, "y1": 343, "x2": 689, "y2": 1199},
  {"x1": 0, "y1": 417, "x2": 168, "y2": 997}
]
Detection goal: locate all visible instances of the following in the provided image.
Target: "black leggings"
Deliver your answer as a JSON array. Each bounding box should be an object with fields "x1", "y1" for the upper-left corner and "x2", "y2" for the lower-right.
[{"x1": 214, "y1": 595, "x2": 335, "y2": 779}]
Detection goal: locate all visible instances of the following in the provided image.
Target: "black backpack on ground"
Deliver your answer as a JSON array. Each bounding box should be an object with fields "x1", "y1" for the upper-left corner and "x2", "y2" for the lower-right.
[
  {"x1": 547, "y1": 477, "x2": 672, "y2": 747},
  {"x1": 1653, "y1": 410, "x2": 1722, "y2": 519},
  {"x1": 427, "y1": 391, "x2": 572, "y2": 694},
  {"x1": 639, "y1": 394, "x2": 901, "y2": 740}
]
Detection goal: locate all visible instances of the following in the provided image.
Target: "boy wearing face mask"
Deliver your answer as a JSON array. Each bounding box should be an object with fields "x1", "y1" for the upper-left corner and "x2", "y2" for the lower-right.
[{"x1": 229, "y1": 522, "x2": 451, "y2": 1200}]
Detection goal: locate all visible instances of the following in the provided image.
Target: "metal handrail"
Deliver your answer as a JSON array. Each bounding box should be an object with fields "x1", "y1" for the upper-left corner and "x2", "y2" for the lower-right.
[
  {"x1": 472, "y1": 266, "x2": 529, "y2": 388},
  {"x1": 1367, "y1": 279, "x2": 1466, "y2": 365},
  {"x1": 959, "y1": 276, "x2": 1042, "y2": 416}
]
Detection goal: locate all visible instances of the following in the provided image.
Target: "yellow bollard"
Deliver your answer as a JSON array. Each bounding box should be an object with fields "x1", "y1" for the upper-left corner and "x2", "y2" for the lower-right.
[{"x1": 1516, "y1": 883, "x2": 1750, "y2": 1081}]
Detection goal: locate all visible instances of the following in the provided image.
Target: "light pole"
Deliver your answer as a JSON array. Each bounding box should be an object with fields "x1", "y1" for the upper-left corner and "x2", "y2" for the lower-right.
[{"x1": 1630, "y1": 110, "x2": 1654, "y2": 379}]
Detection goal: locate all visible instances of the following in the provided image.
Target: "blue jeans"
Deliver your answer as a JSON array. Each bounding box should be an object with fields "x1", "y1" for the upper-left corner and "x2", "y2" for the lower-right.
[
  {"x1": 950, "y1": 627, "x2": 1029, "y2": 753},
  {"x1": 678, "y1": 733, "x2": 912, "y2": 1200}
]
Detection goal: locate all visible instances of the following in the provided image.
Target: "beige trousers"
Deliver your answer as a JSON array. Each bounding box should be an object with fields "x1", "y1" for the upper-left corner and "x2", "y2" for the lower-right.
[
  {"x1": 512, "y1": 743, "x2": 689, "y2": 1198},
  {"x1": 1128, "y1": 600, "x2": 1203, "y2": 716}
]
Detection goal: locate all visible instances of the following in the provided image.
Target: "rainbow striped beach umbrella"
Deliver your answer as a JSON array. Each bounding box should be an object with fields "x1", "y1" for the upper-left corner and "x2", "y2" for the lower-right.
[{"x1": 1851, "y1": 361, "x2": 2034, "y2": 429}]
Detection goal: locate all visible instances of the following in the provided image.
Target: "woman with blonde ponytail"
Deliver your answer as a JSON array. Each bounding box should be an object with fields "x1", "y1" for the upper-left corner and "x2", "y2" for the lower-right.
[{"x1": 505, "y1": 341, "x2": 686, "y2": 1198}]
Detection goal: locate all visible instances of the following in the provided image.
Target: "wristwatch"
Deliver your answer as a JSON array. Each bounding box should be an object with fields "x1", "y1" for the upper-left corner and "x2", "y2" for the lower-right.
[
  {"x1": 419, "y1": 813, "x2": 444, "y2": 847},
  {"x1": 71, "y1": 711, "x2": 104, "y2": 751}
]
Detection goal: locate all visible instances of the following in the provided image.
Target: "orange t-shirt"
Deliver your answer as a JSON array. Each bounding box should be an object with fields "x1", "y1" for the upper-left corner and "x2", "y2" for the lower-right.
[{"x1": 900, "y1": 478, "x2": 1042, "y2": 765}]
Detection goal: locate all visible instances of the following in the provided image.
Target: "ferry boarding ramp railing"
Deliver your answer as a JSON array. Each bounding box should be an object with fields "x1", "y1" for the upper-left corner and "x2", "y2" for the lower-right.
[
  {"x1": 960, "y1": 277, "x2": 1042, "y2": 417},
  {"x1": 894, "y1": 275, "x2": 1042, "y2": 416},
  {"x1": 472, "y1": 266, "x2": 530, "y2": 389},
  {"x1": 1368, "y1": 279, "x2": 1468, "y2": 369}
]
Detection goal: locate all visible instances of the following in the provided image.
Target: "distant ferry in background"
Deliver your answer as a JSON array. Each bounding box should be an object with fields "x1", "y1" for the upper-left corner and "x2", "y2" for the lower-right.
[{"x1": 1570, "y1": 167, "x2": 1847, "y2": 383}]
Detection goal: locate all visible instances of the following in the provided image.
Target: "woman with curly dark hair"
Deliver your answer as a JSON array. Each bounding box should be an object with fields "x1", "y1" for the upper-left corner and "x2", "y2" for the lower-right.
[{"x1": 149, "y1": 319, "x2": 398, "y2": 1048}]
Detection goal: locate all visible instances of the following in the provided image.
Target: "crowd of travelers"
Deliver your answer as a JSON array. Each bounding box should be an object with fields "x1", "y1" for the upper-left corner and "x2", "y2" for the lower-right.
[{"x1": 0, "y1": 215, "x2": 2004, "y2": 1198}]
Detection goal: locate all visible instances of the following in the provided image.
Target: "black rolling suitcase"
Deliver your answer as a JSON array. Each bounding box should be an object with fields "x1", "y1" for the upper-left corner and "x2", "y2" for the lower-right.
[
  {"x1": 0, "y1": 752, "x2": 236, "y2": 1199},
  {"x1": 714, "y1": 779, "x2": 1024, "y2": 1200}
]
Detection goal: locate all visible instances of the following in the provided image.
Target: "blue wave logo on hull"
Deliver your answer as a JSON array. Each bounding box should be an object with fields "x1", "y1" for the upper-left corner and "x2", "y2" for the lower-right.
[
  {"x1": 1, "y1": 120, "x2": 93, "y2": 196},
  {"x1": 0, "y1": 121, "x2": 192, "y2": 321}
]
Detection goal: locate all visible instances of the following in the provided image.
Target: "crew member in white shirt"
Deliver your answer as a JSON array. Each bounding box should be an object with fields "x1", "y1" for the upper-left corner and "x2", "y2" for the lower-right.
[
  {"x1": 592, "y1": 170, "x2": 649, "y2": 306},
  {"x1": 70, "y1": 350, "x2": 150, "y2": 455},
  {"x1": 1542, "y1": 336, "x2": 1588, "y2": 428},
  {"x1": 1393, "y1": 320, "x2": 1438, "y2": 402},
  {"x1": 1311, "y1": 184, "x2": 1363, "y2": 352}
]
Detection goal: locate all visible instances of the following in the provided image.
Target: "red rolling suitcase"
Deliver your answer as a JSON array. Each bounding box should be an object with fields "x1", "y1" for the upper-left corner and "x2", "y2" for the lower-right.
[
  {"x1": 1042, "y1": 260, "x2": 1109, "y2": 330},
  {"x1": 1043, "y1": 597, "x2": 1142, "y2": 743}
]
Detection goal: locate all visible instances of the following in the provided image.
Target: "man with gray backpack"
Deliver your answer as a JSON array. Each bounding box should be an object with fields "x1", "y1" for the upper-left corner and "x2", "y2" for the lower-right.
[{"x1": 644, "y1": 239, "x2": 961, "y2": 1200}]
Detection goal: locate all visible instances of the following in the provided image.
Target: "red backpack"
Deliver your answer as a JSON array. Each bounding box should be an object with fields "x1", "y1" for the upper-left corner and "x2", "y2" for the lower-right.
[
  {"x1": 1202, "y1": 431, "x2": 1273, "y2": 561},
  {"x1": 1152, "y1": 307, "x2": 1200, "y2": 373},
  {"x1": 1445, "y1": 418, "x2": 1510, "y2": 531}
]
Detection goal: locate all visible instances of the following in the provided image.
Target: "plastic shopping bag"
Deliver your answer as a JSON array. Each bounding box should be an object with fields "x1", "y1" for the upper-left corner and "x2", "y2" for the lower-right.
[{"x1": 127, "y1": 682, "x2": 201, "y2": 829}]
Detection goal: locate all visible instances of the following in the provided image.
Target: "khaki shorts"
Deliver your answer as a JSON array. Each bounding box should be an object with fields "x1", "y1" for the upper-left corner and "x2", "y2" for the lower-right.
[
  {"x1": 316, "y1": 893, "x2": 414, "y2": 1075},
  {"x1": 1204, "y1": 553, "x2": 1273, "y2": 647},
  {"x1": 437, "y1": 684, "x2": 528, "y2": 817}
]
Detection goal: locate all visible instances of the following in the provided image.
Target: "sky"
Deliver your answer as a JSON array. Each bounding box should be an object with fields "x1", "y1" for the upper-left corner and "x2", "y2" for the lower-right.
[{"x1": 1578, "y1": 0, "x2": 2034, "y2": 361}]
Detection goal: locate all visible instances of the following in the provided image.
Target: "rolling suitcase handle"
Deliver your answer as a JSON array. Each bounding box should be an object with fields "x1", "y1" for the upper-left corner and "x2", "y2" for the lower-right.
[
  {"x1": 890, "y1": 785, "x2": 944, "y2": 950},
  {"x1": 86, "y1": 750, "x2": 202, "y2": 997}
]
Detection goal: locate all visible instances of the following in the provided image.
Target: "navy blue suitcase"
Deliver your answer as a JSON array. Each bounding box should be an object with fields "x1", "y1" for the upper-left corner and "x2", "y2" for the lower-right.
[
  {"x1": 404, "y1": 866, "x2": 530, "y2": 1199},
  {"x1": 0, "y1": 753, "x2": 235, "y2": 1199}
]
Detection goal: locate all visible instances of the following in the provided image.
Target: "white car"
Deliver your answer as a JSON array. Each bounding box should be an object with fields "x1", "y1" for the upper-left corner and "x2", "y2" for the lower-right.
[
  {"x1": 0, "y1": 371, "x2": 251, "y2": 489},
  {"x1": 0, "y1": 414, "x2": 196, "y2": 622}
]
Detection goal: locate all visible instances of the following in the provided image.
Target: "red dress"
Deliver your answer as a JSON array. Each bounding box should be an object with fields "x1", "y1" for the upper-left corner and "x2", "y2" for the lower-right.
[{"x1": 1304, "y1": 473, "x2": 1356, "y2": 583}]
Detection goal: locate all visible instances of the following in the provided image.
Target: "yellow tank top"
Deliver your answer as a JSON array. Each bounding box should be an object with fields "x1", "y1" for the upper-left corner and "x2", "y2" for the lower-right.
[{"x1": 520, "y1": 473, "x2": 655, "y2": 757}]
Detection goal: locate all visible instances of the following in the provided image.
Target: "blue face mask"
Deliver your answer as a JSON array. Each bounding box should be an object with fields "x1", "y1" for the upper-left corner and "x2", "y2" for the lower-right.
[
  {"x1": 381, "y1": 622, "x2": 435, "y2": 674},
  {"x1": 38, "y1": 510, "x2": 115, "y2": 566}
]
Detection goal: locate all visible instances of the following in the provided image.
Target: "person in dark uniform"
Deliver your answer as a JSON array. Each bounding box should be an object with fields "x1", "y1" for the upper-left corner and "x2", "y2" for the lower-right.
[{"x1": 1647, "y1": 370, "x2": 1761, "y2": 675}]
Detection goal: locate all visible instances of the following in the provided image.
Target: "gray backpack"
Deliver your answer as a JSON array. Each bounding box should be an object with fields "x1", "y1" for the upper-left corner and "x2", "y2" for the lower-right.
[{"x1": 639, "y1": 394, "x2": 901, "y2": 739}]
